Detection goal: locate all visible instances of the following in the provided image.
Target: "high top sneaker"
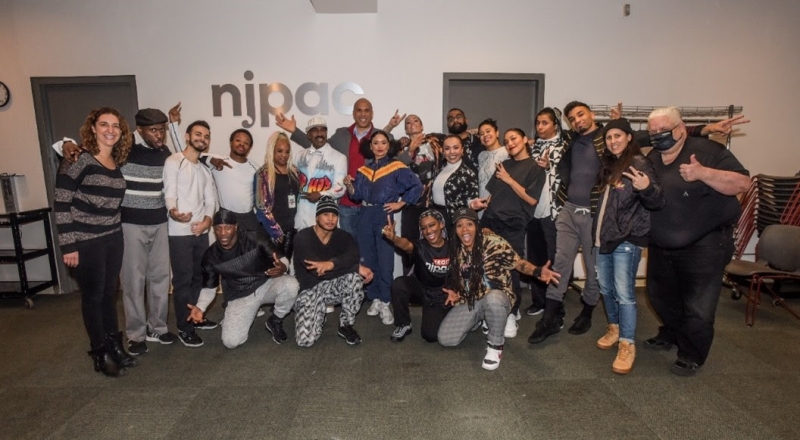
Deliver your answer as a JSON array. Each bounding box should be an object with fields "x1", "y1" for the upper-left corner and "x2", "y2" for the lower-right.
[
  {"x1": 596, "y1": 324, "x2": 620, "y2": 350},
  {"x1": 482, "y1": 343, "x2": 503, "y2": 371},
  {"x1": 612, "y1": 340, "x2": 636, "y2": 375},
  {"x1": 528, "y1": 299, "x2": 563, "y2": 344}
]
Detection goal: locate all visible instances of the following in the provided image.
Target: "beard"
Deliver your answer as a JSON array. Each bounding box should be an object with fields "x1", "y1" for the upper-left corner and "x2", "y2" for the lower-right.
[
  {"x1": 448, "y1": 122, "x2": 467, "y2": 135},
  {"x1": 190, "y1": 139, "x2": 209, "y2": 152}
]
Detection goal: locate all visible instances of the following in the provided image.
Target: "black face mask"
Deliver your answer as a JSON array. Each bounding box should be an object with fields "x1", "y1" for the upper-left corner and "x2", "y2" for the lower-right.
[{"x1": 649, "y1": 125, "x2": 681, "y2": 151}]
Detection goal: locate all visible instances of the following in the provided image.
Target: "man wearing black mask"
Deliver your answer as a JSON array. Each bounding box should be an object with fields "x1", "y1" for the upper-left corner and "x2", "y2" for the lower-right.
[{"x1": 644, "y1": 107, "x2": 750, "y2": 377}]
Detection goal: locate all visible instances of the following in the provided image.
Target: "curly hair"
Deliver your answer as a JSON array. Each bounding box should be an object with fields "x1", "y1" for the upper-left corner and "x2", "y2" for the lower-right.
[
  {"x1": 445, "y1": 218, "x2": 485, "y2": 310},
  {"x1": 79, "y1": 107, "x2": 133, "y2": 166}
]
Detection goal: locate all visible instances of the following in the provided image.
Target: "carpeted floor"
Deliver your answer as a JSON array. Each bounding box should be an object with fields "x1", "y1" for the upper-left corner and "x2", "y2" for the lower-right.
[{"x1": 1, "y1": 286, "x2": 799, "y2": 440}]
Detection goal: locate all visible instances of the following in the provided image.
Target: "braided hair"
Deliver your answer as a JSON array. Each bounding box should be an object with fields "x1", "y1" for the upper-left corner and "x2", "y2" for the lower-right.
[{"x1": 445, "y1": 218, "x2": 485, "y2": 310}]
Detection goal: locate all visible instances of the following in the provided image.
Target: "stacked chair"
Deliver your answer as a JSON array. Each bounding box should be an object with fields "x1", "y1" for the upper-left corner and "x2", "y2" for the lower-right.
[{"x1": 725, "y1": 174, "x2": 800, "y2": 326}]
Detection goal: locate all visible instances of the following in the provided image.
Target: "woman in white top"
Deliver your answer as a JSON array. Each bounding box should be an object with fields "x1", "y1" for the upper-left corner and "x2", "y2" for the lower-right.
[{"x1": 476, "y1": 119, "x2": 509, "y2": 203}]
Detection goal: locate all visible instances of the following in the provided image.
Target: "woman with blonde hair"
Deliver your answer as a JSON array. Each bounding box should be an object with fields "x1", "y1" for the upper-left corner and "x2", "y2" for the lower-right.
[
  {"x1": 255, "y1": 131, "x2": 299, "y2": 258},
  {"x1": 55, "y1": 107, "x2": 133, "y2": 377}
]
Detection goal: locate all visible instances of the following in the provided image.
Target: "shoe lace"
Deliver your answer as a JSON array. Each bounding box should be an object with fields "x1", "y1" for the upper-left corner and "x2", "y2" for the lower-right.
[{"x1": 619, "y1": 343, "x2": 634, "y2": 361}]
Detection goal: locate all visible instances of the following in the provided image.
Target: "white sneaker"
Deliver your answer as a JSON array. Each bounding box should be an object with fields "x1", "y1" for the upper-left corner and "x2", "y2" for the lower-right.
[
  {"x1": 515, "y1": 309, "x2": 522, "y2": 321},
  {"x1": 482, "y1": 345, "x2": 503, "y2": 370},
  {"x1": 379, "y1": 302, "x2": 394, "y2": 325},
  {"x1": 256, "y1": 309, "x2": 266, "y2": 318},
  {"x1": 504, "y1": 313, "x2": 518, "y2": 338},
  {"x1": 326, "y1": 305, "x2": 335, "y2": 314},
  {"x1": 367, "y1": 299, "x2": 382, "y2": 316}
]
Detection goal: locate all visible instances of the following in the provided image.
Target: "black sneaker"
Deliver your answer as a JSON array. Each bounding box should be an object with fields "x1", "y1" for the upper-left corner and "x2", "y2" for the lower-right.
[
  {"x1": 127, "y1": 340, "x2": 148, "y2": 356},
  {"x1": 568, "y1": 314, "x2": 592, "y2": 335},
  {"x1": 178, "y1": 330, "x2": 204, "y2": 348},
  {"x1": 146, "y1": 330, "x2": 177, "y2": 345},
  {"x1": 265, "y1": 315, "x2": 288, "y2": 344},
  {"x1": 390, "y1": 324, "x2": 412, "y2": 342},
  {"x1": 195, "y1": 319, "x2": 218, "y2": 330},
  {"x1": 338, "y1": 325, "x2": 362, "y2": 345},
  {"x1": 671, "y1": 358, "x2": 701, "y2": 377},
  {"x1": 644, "y1": 337, "x2": 674, "y2": 351},
  {"x1": 525, "y1": 305, "x2": 544, "y2": 316},
  {"x1": 528, "y1": 318, "x2": 562, "y2": 344}
]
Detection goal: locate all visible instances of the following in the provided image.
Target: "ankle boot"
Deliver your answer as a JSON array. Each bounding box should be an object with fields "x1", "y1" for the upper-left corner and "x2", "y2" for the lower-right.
[
  {"x1": 596, "y1": 324, "x2": 620, "y2": 350},
  {"x1": 88, "y1": 347, "x2": 124, "y2": 377},
  {"x1": 528, "y1": 299, "x2": 563, "y2": 344},
  {"x1": 568, "y1": 301, "x2": 595, "y2": 335},
  {"x1": 612, "y1": 340, "x2": 636, "y2": 374},
  {"x1": 106, "y1": 332, "x2": 139, "y2": 368}
]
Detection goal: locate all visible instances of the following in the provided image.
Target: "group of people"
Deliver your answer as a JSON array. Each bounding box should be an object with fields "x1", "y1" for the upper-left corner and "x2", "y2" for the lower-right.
[{"x1": 53, "y1": 96, "x2": 750, "y2": 377}]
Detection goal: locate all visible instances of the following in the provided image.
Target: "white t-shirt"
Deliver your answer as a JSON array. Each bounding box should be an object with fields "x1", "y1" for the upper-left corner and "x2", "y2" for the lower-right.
[{"x1": 210, "y1": 158, "x2": 259, "y2": 214}]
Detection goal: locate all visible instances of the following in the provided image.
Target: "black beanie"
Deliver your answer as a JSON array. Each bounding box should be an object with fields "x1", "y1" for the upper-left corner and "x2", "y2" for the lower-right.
[
  {"x1": 212, "y1": 209, "x2": 238, "y2": 226},
  {"x1": 316, "y1": 196, "x2": 339, "y2": 217}
]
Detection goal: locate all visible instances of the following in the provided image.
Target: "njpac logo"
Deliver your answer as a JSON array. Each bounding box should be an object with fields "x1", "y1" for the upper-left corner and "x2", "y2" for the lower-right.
[{"x1": 211, "y1": 70, "x2": 364, "y2": 128}]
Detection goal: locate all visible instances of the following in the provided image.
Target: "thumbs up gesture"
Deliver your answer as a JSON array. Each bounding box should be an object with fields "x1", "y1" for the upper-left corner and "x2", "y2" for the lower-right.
[{"x1": 679, "y1": 154, "x2": 706, "y2": 183}]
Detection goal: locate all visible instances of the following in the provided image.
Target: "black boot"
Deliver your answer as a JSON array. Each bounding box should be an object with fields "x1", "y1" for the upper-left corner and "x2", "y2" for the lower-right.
[
  {"x1": 88, "y1": 347, "x2": 124, "y2": 377},
  {"x1": 528, "y1": 299, "x2": 564, "y2": 344},
  {"x1": 106, "y1": 332, "x2": 139, "y2": 368},
  {"x1": 568, "y1": 301, "x2": 596, "y2": 335}
]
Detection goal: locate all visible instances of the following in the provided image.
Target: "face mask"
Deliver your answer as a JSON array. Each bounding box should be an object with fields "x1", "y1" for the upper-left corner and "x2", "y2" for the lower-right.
[{"x1": 649, "y1": 125, "x2": 681, "y2": 151}]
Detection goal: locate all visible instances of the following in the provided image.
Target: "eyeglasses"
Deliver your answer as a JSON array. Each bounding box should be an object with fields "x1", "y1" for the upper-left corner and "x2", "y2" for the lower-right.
[{"x1": 446, "y1": 114, "x2": 465, "y2": 123}]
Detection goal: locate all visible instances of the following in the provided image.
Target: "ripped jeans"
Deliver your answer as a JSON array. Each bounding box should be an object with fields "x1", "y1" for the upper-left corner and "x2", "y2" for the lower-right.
[{"x1": 595, "y1": 242, "x2": 642, "y2": 343}]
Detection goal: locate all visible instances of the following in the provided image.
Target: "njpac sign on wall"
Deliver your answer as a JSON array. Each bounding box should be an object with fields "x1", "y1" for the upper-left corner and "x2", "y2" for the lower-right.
[{"x1": 211, "y1": 70, "x2": 364, "y2": 128}]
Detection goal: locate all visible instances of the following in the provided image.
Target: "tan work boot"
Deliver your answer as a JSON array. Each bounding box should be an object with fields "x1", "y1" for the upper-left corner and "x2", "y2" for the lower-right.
[
  {"x1": 596, "y1": 324, "x2": 619, "y2": 350},
  {"x1": 612, "y1": 340, "x2": 636, "y2": 375}
]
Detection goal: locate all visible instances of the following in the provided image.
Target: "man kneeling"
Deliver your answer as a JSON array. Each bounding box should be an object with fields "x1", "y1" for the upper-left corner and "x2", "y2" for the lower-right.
[
  {"x1": 293, "y1": 196, "x2": 371, "y2": 347},
  {"x1": 190, "y1": 209, "x2": 299, "y2": 347}
]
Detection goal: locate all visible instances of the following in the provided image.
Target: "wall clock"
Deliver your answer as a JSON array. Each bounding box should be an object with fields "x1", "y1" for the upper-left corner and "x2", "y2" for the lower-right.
[{"x1": 0, "y1": 81, "x2": 9, "y2": 107}]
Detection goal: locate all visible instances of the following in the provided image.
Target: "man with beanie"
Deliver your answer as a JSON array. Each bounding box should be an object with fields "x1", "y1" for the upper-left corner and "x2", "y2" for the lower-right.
[
  {"x1": 189, "y1": 209, "x2": 299, "y2": 347},
  {"x1": 292, "y1": 196, "x2": 371, "y2": 347},
  {"x1": 290, "y1": 117, "x2": 347, "y2": 229},
  {"x1": 53, "y1": 106, "x2": 182, "y2": 355}
]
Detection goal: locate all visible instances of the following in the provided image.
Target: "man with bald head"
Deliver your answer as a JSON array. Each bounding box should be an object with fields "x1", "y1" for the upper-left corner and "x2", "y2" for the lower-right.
[{"x1": 276, "y1": 98, "x2": 402, "y2": 234}]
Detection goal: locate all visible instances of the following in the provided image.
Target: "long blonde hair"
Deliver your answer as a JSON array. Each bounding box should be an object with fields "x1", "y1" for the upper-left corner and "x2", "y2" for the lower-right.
[{"x1": 261, "y1": 131, "x2": 296, "y2": 197}]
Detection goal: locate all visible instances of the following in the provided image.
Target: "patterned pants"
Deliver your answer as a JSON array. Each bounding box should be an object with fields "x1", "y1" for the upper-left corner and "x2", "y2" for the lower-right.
[
  {"x1": 294, "y1": 273, "x2": 365, "y2": 347},
  {"x1": 437, "y1": 290, "x2": 511, "y2": 347}
]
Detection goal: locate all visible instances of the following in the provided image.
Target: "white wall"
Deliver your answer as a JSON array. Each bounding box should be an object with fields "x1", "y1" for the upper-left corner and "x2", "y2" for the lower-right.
[{"x1": 1, "y1": 0, "x2": 798, "y2": 281}]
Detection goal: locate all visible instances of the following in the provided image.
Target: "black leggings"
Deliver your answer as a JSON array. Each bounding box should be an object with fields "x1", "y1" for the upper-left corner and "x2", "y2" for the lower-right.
[
  {"x1": 72, "y1": 234, "x2": 124, "y2": 350},
  {"x1": 390, "y1": 275, "x2": 450, "y2": 342}
]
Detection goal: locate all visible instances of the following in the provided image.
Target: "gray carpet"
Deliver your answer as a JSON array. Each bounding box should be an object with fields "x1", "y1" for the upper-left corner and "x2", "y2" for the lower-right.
[{"x1": 1, "y1": 286, "x2": 799, "y2": 440}]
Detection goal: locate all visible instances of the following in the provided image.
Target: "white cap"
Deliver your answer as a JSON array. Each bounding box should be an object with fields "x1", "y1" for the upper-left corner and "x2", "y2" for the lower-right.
[{"x1": 306, "y1": 117, "x2": 327, "y2": 130}]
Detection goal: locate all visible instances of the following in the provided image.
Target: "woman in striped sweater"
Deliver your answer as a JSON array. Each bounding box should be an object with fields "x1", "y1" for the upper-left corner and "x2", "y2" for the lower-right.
[{"x1": 55, "y1": 107, "x2": 133, "y2": 377}]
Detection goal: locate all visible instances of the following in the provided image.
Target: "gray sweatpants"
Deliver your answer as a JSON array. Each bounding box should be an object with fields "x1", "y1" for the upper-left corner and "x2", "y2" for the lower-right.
[
  {"x1": 294, "y1": 273, "x2": 365, "y2": 347},
  {"x1": 221, "y1": 275, "x2": 299, "y2": 349},
  {"x1": 438, "y1": 290, "x2": 511, "y2": 347},
  {"x1": 121, "y1": 222, "x2": 171, "y2": 342},
  {"x1": 545, "y1": 202, "x2": 600, "y2": 306}
]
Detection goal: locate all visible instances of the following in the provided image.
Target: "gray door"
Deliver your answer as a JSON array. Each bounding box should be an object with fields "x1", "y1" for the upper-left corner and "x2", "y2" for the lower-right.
[
  {"x1": 31, "y1": 76, "x2": 138, "y2": 293},
  {"x1": 443, "y1": 73, "x2": 545, "y2": 138}
]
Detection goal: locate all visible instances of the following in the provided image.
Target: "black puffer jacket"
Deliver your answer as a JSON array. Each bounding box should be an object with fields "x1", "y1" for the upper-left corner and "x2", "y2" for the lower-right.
[{"x1": 592, "y1": 154, "x2": 665, "y2": 253}]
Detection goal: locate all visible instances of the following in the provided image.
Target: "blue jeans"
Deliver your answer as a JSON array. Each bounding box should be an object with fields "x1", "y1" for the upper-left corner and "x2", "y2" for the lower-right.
[
  {"x1": 595, "y1": 242, "x2": 641, "y2": 343},
  {"x1": 338, "y1": 204, "x2": 360, "y2": 237}
]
